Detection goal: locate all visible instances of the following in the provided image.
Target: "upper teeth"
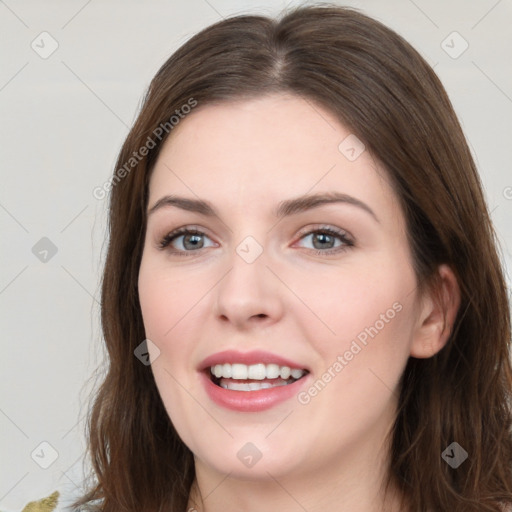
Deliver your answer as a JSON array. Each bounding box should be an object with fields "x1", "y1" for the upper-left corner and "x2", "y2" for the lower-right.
[{"x1": 210, "y1": 363, "x2": 306, "y2": 380}]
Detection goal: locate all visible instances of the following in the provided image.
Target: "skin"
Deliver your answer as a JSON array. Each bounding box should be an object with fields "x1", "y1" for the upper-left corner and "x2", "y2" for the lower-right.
[{"x1": 138, "y1": 93, "x2": 460, "y2": 512}]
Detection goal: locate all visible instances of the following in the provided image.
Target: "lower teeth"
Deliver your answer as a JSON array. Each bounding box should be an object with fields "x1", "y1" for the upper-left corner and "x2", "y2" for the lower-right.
[{"x1": 218, "y1": 378, "x2": 296, "y2": 391}]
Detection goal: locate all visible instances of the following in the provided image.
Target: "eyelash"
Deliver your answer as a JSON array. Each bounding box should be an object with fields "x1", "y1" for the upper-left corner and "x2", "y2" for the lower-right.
[{"x1": 158, "y1": 225, "x2": 354, "y2": 257}]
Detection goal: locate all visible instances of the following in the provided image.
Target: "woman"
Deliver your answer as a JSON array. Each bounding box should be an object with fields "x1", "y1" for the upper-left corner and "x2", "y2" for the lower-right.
[{"x1": 72, "y1": 4, "x2": 512, "y2": 511}]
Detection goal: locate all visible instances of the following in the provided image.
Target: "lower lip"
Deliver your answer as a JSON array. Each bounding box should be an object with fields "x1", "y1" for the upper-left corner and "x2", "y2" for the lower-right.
[{"x1": 200, "y1": 371, "x2": 309, "y2": 412}]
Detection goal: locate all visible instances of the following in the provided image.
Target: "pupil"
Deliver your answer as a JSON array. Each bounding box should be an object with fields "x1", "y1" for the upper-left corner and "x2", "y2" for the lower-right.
[
  {"x1": 313, "y1": 233, "x2": 333, "y2": 249},
  {"x1": 184, "y1": 234, "x2": 203, "y2": 250}
]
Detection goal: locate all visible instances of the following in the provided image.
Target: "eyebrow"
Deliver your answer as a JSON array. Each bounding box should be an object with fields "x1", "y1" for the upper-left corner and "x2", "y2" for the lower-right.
[{"x1": 147, "y1": 192, "x2": 379, "y2": 222}]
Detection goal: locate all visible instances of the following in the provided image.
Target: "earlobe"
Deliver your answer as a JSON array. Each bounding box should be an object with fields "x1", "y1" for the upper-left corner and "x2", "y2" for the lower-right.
[{"x1": 410, "y1": 264, "x2": 461, "y2": 359}]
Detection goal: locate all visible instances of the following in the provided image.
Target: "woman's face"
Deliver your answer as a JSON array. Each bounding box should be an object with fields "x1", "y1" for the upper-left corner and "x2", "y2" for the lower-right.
[{"x1": 138, "y1": 93, "x2": 424, "y2": 485}]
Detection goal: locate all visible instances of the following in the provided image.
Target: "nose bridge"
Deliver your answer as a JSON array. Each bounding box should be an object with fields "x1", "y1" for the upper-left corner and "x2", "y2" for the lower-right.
[{"x1": 213, "y1": 234, "x2": 283, "y2": 325}]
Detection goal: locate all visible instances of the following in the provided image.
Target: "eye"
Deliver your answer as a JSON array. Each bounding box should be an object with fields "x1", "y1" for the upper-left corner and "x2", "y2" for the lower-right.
[
  {"x1": 295, "y1": 226, "x2": 354, "y2": 254},
  {"x1": 158, "y1": 225, "x2": 353, "y2": 256},
  {"x1": 159, "y1": 227, "x2": 216, "y2": 254}
]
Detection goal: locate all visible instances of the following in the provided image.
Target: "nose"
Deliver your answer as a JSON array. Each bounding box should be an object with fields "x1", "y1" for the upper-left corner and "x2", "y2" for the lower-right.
[{"x1": 212, "y1": 245, "x2": 285, "y2": 330}]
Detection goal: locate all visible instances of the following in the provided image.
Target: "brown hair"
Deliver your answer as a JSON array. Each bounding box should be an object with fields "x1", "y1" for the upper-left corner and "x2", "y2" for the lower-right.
[{"x1": 73, "y1": 4, "x2": 512, "y2": 511}]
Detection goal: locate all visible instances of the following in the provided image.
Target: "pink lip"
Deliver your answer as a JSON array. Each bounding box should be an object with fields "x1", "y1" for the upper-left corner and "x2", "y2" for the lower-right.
[
  {"x1": 198, "y1": 349, "x2": 309, "y2": 372},
  {"x1": 198, "y1": 350, "x2": 310, "y2": 412},
  {"x1": 199, "y1": 371, "x2": 311, "y2": 412}
]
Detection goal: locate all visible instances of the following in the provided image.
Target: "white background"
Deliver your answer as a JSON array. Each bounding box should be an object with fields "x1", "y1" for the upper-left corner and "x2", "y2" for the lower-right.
[{"x1": 1, "y1": 0, "x2": 511, "y2": 509}]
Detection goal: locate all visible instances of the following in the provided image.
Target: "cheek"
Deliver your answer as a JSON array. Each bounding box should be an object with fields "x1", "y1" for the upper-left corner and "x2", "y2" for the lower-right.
[
  {"x1": 293, "y1": 273, "x2": 416, "y2": 440},
  {"x1": 288, "y1": 255, "x2": 417, "y2": 393},
  {"x1": 294, "y1": 263, "x2": 413, "y2": 340},
  {"x1": 137, "y1": 259, "x2": 200, "y2": 405},
  {"x1": 138, "y1": 274, "x2": 180, "y2": 341},
  {"x1": 138, "y1": 258, "x2": 204, "y2": 441},
  {"x1": 138, "y1": 257, "x2": 209, "y2": 341}
]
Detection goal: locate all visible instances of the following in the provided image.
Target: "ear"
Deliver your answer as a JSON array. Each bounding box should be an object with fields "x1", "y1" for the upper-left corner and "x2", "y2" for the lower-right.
[{"x1": 410, "y1": 264, "x2": 461, "y2": 359}]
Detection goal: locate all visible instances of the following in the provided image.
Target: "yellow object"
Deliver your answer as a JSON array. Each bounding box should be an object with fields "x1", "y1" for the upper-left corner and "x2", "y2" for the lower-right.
[{"x1": 20, "y1": 491, "x2": 59, "y2": 512}]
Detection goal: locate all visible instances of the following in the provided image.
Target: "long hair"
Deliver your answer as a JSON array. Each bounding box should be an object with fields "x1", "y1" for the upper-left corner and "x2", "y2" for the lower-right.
[{"x1": 73, "y1": 5, "x2": 512, "y2": 511}]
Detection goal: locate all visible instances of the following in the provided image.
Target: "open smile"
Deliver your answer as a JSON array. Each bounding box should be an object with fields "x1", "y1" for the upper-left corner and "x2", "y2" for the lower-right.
[{"x1": 199, "y1": 352, "x2": 311, "y2": 412}]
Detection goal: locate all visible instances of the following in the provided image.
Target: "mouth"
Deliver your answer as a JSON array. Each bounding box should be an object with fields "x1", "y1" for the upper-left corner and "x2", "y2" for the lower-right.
[
  {"x1": 198, "y1": 350, "x2": 311, "y2": 411},
  {"x1": 206, "y1": 363, "x2": 310, "y2": 391}
]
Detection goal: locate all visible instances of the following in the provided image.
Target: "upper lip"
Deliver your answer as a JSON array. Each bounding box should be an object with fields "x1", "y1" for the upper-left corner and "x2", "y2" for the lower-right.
[{"x1": 199, "y1": 349, "x2": 309, "y2": 372}]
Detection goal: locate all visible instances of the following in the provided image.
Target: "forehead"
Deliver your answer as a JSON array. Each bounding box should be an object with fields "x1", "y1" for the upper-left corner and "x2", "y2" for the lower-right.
[{"x1": 148, "y1": 93, "x2": 402, "y2": 226}]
